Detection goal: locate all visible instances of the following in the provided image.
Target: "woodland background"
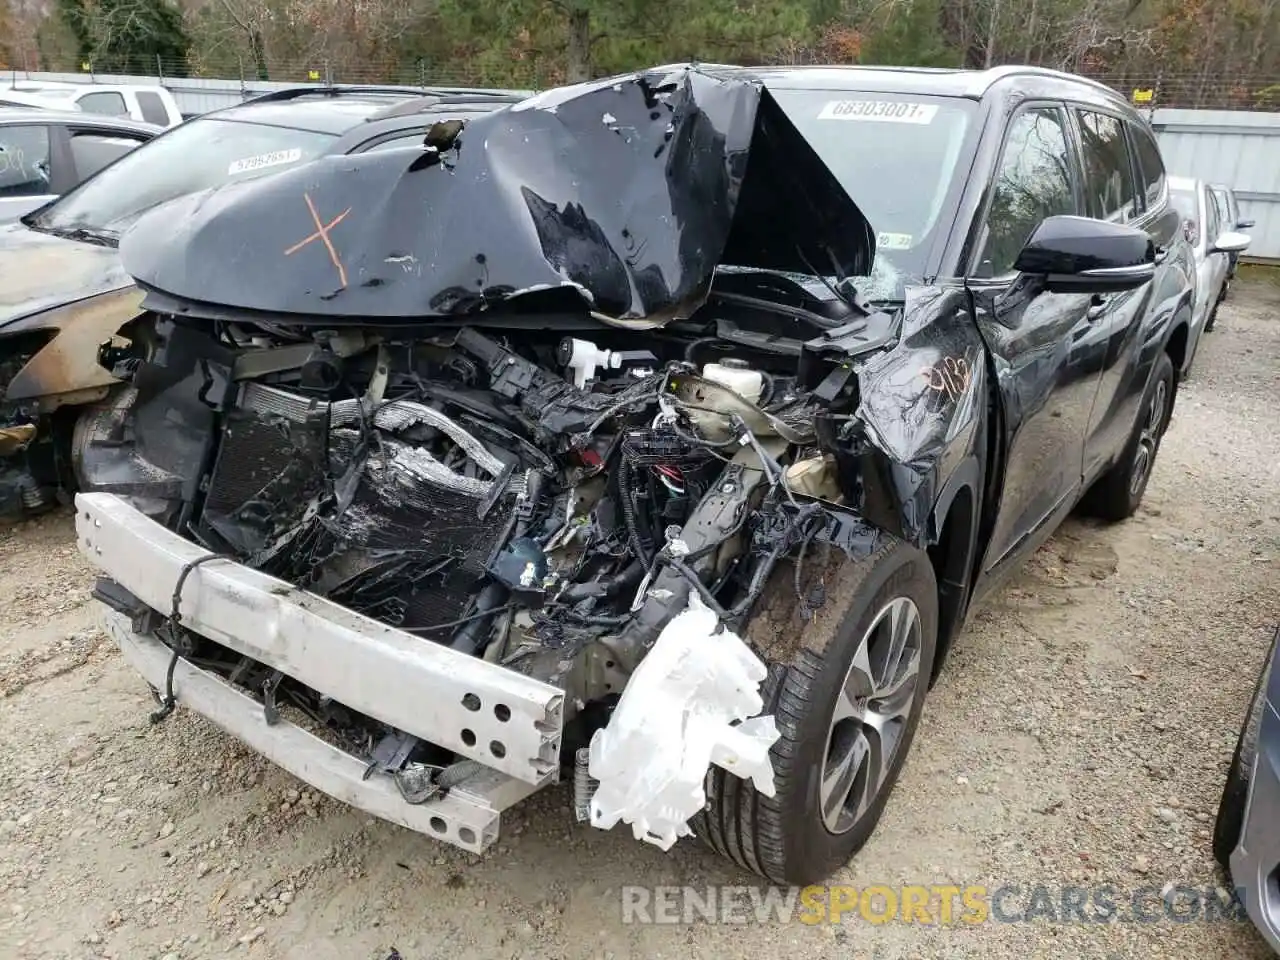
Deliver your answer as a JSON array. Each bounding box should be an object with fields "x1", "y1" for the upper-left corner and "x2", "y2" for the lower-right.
[{"x1": 1, "y1": 0, "x2": 1278, "y2": 109}]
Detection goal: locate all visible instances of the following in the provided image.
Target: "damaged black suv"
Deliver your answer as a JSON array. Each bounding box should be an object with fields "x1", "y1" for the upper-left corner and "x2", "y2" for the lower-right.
[{"x1": 58, "y1": 64, "x2": 1192, "y2": 885}]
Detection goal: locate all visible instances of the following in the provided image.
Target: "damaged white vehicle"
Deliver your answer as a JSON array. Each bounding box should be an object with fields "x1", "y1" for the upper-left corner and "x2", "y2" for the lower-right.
[{"x1": 66, "y1": 64, "x2": 1190, "y2": 884}]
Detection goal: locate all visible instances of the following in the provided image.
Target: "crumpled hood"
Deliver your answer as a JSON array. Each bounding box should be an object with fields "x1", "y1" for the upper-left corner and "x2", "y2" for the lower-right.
[
  {"x1": 119, "y1": 65, "x2": 875, "y2": 326},
  {"x1": 0, "y1": 221, "x2": 130, "y2": 330}
]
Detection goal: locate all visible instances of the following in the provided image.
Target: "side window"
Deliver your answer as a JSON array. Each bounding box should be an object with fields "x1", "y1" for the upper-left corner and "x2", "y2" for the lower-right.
[
  {"x1": 974, "y1": 106, "x2": 1076, "y2": 278},
  {"x1": 77, "y1": 91, "x2": 129, "y2": 117},
  {"x1": 0, "y1": 124, "x2": 53, "y2": 197},
  {"x1": 136, "y1": 91, "x2": 170, "y2": 127},
  {"x1": 1076, "y1": 110, "x2": 1140, "y2": 222},
  {"x1": 1129, "y1": 122, "x2": 1166, "y2": 211},
  {"x1": 68, "y1": 130, "x2": 149, "y2": 182}
]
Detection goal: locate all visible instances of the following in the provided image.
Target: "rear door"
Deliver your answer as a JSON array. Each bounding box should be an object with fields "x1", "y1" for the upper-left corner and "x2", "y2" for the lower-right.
[
  {"x1": 0, "y1": 123, "x2": 61, "y2": 221},
  {"x1": 967, "y1": 102, "x2": 1103, "y2": 575},
  {"x1": 1071, "y1": 106, "x2": 1158, "y2": 478}
]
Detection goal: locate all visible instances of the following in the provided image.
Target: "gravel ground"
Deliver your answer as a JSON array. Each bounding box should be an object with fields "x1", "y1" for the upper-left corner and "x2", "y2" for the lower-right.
[{"x1": 1, "y1": 277, "x2": 1278, "y2": 960}]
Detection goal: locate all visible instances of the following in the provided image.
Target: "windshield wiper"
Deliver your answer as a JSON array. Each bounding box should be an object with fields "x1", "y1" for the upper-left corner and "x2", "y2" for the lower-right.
[
  {"x1": 32, "y1": 221, "x2": 119, "y2": 244},
  {"x1": 40, "y1": 225, "x2": 119, "y2": 247}
]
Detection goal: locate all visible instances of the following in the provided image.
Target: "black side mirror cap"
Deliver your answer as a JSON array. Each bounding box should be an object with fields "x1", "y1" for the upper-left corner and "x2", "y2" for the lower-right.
[{"x1": 1014, "y1": 215, "x2": 1156, "y2": 294}]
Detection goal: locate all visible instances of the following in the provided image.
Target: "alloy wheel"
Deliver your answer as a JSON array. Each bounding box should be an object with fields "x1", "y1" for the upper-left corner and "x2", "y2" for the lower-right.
[
  {"x1": 819, "y1": 596, "x2": 923, "y2": 834},
  {"x1": 1129, "y1": 378, "x2": 1168, "y2": 497}
]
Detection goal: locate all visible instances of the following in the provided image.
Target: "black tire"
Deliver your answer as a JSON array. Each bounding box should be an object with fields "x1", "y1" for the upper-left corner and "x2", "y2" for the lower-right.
[
  {"x1": 70, "y1": 385, "x2": 138, "y2": 493},
  {"x1": 1213, "y1": 627, "x2": 1279, "y2": 871},
  {"x1": 1081, "y1": 351, "x2": 1175, "y2": 523},
  {"x1": 693, "y1": 537, "x2": 938, "y2": 885}
]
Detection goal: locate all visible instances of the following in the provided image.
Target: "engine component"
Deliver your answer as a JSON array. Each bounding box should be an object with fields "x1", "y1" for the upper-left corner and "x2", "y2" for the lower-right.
[
  {"x1": 587, "y1": 593, "x2": 780, "y2": 850},
  {"x1": 701, "y1": 358, "x2": 764, "y2": 404},
  {"x1": 573, "y1": 746, "x2": 597, "y2": 823},
  {"x1": 558, "y1": 338, "x2": 621, "y2": 389},
  {"x1": 195, "y1": 382, "x2": 520, "y2": 636}
]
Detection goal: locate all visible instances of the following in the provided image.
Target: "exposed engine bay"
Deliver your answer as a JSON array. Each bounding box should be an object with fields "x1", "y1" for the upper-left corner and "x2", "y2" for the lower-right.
[{"x1": 79, "y1": 274, "x2": 896, "y2": 791}]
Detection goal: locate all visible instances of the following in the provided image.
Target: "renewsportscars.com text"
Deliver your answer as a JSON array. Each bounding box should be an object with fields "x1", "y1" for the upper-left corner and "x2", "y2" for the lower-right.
[{"x1": 620, "y1": 883, "x2": 1250, "y2": 926}]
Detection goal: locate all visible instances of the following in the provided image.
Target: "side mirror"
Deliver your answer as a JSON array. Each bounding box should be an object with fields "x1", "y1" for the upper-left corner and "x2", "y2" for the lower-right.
[
  {"x1": 1237, "y1": 219, "x2": 1256, "y2": 230},
  {"x1": 1212, "y1": 231, "x2": 1251, "y2": 254},
  {"x1": 1013, "y1": 215, "x2": 1156, "y2": 294}
]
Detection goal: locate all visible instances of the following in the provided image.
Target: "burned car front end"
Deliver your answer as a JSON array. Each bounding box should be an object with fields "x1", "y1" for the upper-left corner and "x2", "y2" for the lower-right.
[{"x1": 74, "y1": 66, "x2": 986, "y2": 870}]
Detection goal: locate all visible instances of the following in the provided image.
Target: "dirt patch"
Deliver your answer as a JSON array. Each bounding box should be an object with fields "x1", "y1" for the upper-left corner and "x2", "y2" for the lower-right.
[{"x1": 1, "y1": 279, "x2": 1278, "y2": 959}]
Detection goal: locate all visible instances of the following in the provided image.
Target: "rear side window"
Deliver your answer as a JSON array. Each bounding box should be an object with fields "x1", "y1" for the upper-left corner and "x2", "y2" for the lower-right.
[
  {"x1": 1076, "y1": 110, "x2": 1140, "y2": 222},
  {"x1": 1129, "y1": 122, "x2": 1166, "y2": 210},
  {"x1": 0, "y1": 124, "x2": 53, "y2": 197},
  {"x1": 136, "y1": 91, "x2": 170, "y2": 126},
  {"x1": 77, "y1": 91, "x2": 129, "y2": 117},
  {"x1": 69, "y1": 131, "x2": 149, "y2": 182},
  {"x1": 973, "y1": 106, "x2": 1077, "y2": 278}
]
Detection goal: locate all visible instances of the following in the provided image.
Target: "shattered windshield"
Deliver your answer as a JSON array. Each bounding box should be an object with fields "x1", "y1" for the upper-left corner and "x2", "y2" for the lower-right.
[
  {"x1": 26, "y1": 117, "x2": 335, "y2": 241},
  {"x1": 765, "y1": 90, "x2": 976, "y2": 301}
]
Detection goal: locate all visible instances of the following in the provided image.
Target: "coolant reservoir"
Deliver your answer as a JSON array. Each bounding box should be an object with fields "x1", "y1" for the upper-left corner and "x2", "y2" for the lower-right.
[{"x1": 701, "y1": 358, "x2": 764, "y2": 405}]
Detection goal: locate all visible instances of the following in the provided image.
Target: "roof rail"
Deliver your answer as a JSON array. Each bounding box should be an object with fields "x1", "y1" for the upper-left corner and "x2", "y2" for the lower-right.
[
  {"x1": 365, "y1": 92, "x2": 526, "y2": 121},
  {"x1": 238, "y1": 85, "x2": 434, "y2": 105},
  {"x1": 238, "y1": 85, "x2": 529, "y2": 107},
  {"x1": 972, "y1": 65, "x2": 1125, "y2": 101}
]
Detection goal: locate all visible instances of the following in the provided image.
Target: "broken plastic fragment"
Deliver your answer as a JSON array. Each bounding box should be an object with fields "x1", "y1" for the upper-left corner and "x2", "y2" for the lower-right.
[{"x1": 587, "y1": 593, "x2": 780, "y2": 851}]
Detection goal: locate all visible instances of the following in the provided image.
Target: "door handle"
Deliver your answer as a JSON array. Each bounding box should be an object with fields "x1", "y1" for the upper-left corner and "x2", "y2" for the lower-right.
[{"x1": 1087, "y1": 294, "x2": 1111, "y2": 321}]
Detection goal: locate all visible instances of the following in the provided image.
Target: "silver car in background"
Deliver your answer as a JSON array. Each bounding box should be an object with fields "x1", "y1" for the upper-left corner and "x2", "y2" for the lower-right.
[
  {"x1": 1165, "y1": 175, "x2": 1250, "y2": 368},
  {"x1": 1209, "y1": 182, "x2": 1256, "y2": 298},
  {"x1": 0, "y1": 109, "x2": 161, "y2": 222}
]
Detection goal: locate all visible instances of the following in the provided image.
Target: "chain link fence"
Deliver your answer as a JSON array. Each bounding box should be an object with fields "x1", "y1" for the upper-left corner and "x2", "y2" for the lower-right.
[{"x1": 4, "y1": 51, "x2": 1279, "y2": 112}]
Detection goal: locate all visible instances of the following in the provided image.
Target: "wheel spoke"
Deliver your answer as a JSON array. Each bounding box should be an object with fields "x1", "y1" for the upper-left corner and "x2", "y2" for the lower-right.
[
  {"x1": 854, "y1": 732, "x2": 884, "y2": 817},
  {"x1": 871, "y1": 647, "x2": 922, "y2": 708},
  {"x1": 876, "y1": 598, "x2": 917, "y2": 695},
  {"x1": 820, "y1": 733, "x2": 868, "y2": 830}
]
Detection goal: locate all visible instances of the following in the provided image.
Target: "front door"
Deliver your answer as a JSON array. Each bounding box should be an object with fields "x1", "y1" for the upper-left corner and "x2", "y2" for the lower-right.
[{"x1": 966, "y1": 103, "x2": 1106, "y2": 575}]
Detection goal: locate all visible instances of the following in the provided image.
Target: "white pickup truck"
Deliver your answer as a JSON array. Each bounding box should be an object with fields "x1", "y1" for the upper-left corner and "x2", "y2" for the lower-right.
[{"x1": 0, "y1": 82, "x2": 183, "y2": 127}]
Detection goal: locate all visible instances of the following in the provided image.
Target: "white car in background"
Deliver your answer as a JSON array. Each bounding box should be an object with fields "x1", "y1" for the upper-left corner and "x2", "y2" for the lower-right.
[
  {"x1": 1165, "y1": 175, "x2": 1250, "y2": 370},
  {"x1": 0, "y1": 108, "x2": 163, "y2": 221},
  {"x1": 0, "y1": 82, "x2": 182, "y2": 128}
]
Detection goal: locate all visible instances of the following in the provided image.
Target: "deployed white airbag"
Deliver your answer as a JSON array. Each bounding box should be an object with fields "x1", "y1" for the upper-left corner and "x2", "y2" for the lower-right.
[{"x1": 587, "y1": 593, "x2": 781, "y2": 850}]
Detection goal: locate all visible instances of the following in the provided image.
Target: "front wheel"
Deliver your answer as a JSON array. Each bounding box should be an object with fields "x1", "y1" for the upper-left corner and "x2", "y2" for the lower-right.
[
  {"x1": 693, "y1": 537, "x2": 938, "y2": 885},
  {"x1": 1081, "y1": 351, "x2": 1175, "y2": 523}
]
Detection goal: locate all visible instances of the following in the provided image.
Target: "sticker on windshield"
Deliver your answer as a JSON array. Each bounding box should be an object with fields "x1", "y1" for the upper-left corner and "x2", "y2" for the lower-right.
[
  {"x1": 877, "y1": 232, "x2": 913, "y2": 250},
  {"x1": 227, "y1": 148, "x2": 303, "y2": 176},
  {"x1": 818, "y1": 101, "x2": 938, "y2": 124}
]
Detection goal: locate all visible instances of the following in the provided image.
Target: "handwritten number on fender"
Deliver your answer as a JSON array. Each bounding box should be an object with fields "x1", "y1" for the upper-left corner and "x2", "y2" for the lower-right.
[{"x1": 920, "y1": 356, "x2": 971, "y2": 402}]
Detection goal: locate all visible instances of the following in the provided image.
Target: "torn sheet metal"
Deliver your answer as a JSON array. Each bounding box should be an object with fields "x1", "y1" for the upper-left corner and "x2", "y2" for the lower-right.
[
  {"x1": 118, "y1": 65, "x2": 874, "y2": 325},
  {"x1": 587, "y1": 593, "x2": 780, "y2": 850},
  {"x1": 817, "y1": 285, "x2": 987, "y2": 542},
  {"x1": 2, "y1": 286, "x2": 146, "y2": 408}
]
